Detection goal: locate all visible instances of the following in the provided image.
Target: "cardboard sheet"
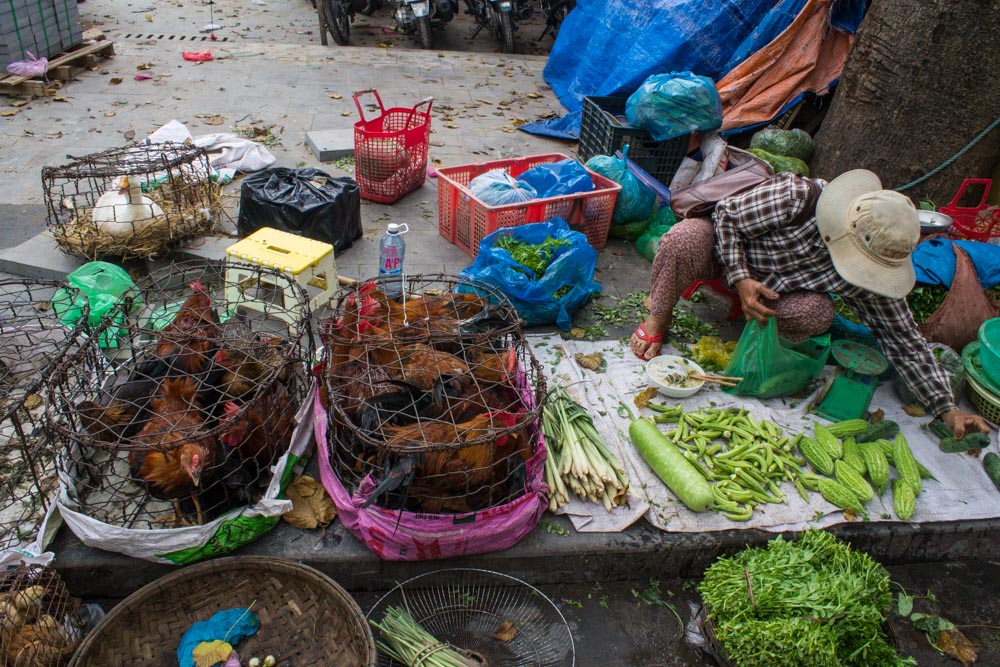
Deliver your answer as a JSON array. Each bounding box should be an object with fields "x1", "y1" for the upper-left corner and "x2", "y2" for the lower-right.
[{"x1": 530, "y1": 335, "x2": 1000, "y2": 533}]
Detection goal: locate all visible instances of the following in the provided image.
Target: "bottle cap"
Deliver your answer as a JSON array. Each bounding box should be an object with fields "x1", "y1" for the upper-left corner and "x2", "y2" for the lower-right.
[{"x1": 387, "y1": 223, "x2": 401, "y2": 234}]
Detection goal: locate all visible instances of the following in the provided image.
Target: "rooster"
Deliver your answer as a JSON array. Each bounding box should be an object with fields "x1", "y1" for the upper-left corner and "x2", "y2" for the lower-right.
[
  {"x1": 212, "y1": 335, "x2": 290, "y2": 402},
  {"x1": 218, "y1": 380, "x2": 296, "y2": 481},
  {"x1": 328, "y1": 359, "x2": 432, "y2": 433},
  {"x1": 145, "y1": 279, "x2": 220, "y2": 378},
  {"x1": 355, "y1": 279, "x2": 492, "y2": 322},
  {"x1": 75, "y1": 398, "x2": 140, "y2": 445},
  {"x1": 362, "y1": 410, "x2": 520, "y2": 510},
  {"x1": 128, "y1": 377, "x2": 217, "y2": 526}
]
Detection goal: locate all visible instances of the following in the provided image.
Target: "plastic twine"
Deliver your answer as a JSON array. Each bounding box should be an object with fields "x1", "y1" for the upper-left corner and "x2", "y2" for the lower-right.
[{"x1": 894, "y1": 116, "x2": 1000, "y2": 192}]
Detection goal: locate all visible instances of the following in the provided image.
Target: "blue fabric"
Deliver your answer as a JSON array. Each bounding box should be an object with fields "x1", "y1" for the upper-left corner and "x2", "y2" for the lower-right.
[
  {"x1": 521, "y1": 0, "x2": 772, "y2": 138},
  {"x1": 176, "y1": 608, "x2": 259, "y2": 667},
  {"x1": 911, "y1": 238, "x2": 1000, "y2": 289},
  {"x1": 720, "y1": 0, "x2": 809, "y2": 74},
  {"x1": 459, "y1": 218, "x2": 601, "y2": 329},
  {"x1": 516, "y1": 159, "x2": 595, "y2": 198}
]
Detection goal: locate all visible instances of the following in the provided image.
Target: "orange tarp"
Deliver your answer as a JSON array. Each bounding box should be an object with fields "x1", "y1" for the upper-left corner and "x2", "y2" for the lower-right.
[{"x1": 717, "y1": 0, "x2": 854, "y2": 131}]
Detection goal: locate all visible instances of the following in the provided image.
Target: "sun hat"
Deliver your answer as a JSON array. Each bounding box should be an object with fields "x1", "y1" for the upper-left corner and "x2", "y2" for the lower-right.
[{"x1": 815, "y1": 169, "x2": 920, "y2": 299}]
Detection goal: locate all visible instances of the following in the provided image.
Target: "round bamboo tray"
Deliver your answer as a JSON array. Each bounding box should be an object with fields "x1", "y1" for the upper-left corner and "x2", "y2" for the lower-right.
[{"x1": 69, "y1": 556, "x2": 376, "y2": 667}]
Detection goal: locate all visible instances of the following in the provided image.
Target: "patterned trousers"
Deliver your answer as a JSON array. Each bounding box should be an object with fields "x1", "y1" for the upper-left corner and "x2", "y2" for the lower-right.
[{"x1": 650, "y1": 217, "x2": 834, "y2": 342}]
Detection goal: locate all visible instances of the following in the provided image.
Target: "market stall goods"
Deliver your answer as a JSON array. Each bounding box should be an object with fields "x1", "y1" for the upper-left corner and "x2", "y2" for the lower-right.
[
  {"x1": 0, "y1": 564, "x2": 83, "y2": 667},
  {"x1": 47, "y1": 262, "x2": 313, "y2": 563}
]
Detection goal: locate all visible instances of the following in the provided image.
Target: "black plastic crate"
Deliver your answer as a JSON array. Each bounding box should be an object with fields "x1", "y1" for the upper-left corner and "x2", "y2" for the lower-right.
[{"x1": 578, "y1": 95, "x2": 689, "y2": 185}]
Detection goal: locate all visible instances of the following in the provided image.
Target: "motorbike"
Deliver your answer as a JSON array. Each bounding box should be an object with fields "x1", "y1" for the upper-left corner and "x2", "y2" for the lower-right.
[
  {"x1": 393, "y1": 0, "x2": 458, "y2": 49},
  {"x1": 539, "y1": 0, "x2": 574, "y2": 40},
  {"x1": 465, "y1": 0, "x2": 524, "y2": 54},
  {"x1": 322, "y1": 0, "x2": 379, "y2": 45}
]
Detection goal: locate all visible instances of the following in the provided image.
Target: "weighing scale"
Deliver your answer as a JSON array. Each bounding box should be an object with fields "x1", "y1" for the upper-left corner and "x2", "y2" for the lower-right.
[{"x1": 812, "y1": 340, "x2": 888, "y2": 421}]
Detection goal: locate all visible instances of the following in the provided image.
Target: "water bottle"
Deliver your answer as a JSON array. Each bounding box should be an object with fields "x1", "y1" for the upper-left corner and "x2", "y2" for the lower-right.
[{"x1": 378, "y1": 222, "x2": 409, "y2": 298}]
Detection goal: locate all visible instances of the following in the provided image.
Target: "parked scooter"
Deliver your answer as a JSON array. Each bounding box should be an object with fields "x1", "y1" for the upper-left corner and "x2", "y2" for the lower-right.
[
  {"x1": 539, "y1": 0, "x2": 574, "y2": 40},
  {"x1": 322, "y1": 0, "x2": 380, "y2": 45},
  {"x1": 465, "y1": 0, "x2": 519, "y2": 53},
  {"x1": 393, "y1": 0, "x2": 458, "y2": 49}
]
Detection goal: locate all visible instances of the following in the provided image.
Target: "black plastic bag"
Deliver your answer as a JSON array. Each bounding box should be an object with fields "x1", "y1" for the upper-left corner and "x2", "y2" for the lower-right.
[{"x1": 238, "y1": 167, "x2": 362, "y2": 253}]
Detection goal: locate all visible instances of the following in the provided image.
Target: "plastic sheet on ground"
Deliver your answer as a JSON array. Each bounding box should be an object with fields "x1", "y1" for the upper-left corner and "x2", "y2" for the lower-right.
[
  {"x1": 530, "y1": 335, "x2": 1000, "y2": 534},
  {"x1": 147, "y1": 119, "x2": 276, "y2": 173}
]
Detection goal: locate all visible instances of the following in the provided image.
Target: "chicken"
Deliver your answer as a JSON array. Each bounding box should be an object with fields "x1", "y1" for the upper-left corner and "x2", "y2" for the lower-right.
[
  {"x1": 356, "y1": 279, "x2": 492, "y2": 322},
  {"x1": 363, "y1": 410, "x2": 520, "y2": 510},
  {"x1": 218, "y1": 380, "x2": 296, "y2": 480},
  {"x1": 128, "y1": 377, "x2": 217, "y2": 526},
  {"x1": 75, "y1": 399, "x2": 139, "y2": 445},
  {"x1": 212, "y1": 334, "x2": 289, "y2": 402},
  {"x1": 328, "y1": 359, "x2": 431, "y2": 433},
  {"x1": 149, "y1": 279, "x2": 220, "y2": 377}
]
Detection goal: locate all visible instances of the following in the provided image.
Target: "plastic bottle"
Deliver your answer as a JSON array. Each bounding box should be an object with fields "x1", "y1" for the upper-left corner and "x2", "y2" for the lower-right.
[{"x1": 378, "y1": 222, "x2": 409, "y2": 298}]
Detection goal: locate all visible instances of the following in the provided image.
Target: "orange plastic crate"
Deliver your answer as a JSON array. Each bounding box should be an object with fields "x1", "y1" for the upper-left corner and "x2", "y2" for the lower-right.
[{"x1": 436, "y1": 153, "x2": 622, "y2": 257}]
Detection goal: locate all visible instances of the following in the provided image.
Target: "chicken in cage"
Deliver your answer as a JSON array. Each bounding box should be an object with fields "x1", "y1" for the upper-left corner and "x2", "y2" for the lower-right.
[{"x1": 0, "y1": 564, "x2": 83, "y2": 667}]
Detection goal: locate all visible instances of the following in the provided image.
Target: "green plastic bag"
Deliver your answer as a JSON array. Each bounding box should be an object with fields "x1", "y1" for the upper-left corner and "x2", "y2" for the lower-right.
[
  {"x1": 635, "y1": 206, "x2": 678, "y2": 261},
  {"x1": 52, "y1": 261, "x2": 139, "y2": 348},
  {"x1": 723, "y1": 317, "x2": 831, "y2": 398}
]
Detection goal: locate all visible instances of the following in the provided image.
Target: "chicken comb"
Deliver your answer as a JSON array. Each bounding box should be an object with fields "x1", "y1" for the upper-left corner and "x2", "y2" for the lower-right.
[
  {"x1": 359, "y1": 295, "x2": 381, "y2": 316},
  {"x1": 189, "y1": 279, "x2": 207, "y2": 293},
  {"x1": 358, "y1": 279, "x2": 378, "y2": 295},
  {"x1": 213, "y1": 348, "x2": 228, "y2": 364}
]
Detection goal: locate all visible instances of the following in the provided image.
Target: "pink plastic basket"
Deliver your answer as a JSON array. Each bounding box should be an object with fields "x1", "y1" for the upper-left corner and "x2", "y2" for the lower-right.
[
  {"x1": 436, "y1": 153, "x2": 622, "y2": 257},
  {"x1": 353, "y1": 89, "x2": 433, "y2": 204}
]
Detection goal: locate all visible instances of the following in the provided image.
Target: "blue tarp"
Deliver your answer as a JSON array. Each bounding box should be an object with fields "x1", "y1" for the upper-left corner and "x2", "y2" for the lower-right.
[
  {"x1": 912, "y1": 238, "x2": 1000, "y2": 289},
  {"x1": 521, "y1": 0, "x2": 869, "y2": 140}
]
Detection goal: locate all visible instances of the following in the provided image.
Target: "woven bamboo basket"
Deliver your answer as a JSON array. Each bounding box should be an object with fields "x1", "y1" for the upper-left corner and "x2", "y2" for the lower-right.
[{"x1": 69, "y1": 557, "x2": 376, "y2": 666}]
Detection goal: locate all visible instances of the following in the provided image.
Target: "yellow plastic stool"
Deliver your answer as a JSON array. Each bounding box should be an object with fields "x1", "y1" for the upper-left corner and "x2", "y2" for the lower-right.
[{"x1": 225, "y1": 227, "x2": 337, "y2": 325}]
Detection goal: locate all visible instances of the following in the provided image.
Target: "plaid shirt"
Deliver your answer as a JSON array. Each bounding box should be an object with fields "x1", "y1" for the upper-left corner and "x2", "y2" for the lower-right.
[{"x1": 712, "y1": 173, "x2": 956, "y2": 416}]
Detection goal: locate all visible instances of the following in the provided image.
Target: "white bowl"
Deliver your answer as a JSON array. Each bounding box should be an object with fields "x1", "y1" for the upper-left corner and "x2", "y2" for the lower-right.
[
  {"x1": 917, "y1": 210, "x2": 953, "y2": 234},
  {"x1": 645, "y1": 354, "x2": 706, "y2": 398}
]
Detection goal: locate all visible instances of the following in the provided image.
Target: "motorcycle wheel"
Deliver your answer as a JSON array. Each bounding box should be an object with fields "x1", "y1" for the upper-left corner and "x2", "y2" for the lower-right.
[
  {"x1": 416, "y1": 15, "x2": 433, "y2": 48},
  {"x1": 323, "y1": 0, "x2": 351, "y2": 45},
  {"x1": 496, "y1": 8, "x2": 515, "y2": 53}
]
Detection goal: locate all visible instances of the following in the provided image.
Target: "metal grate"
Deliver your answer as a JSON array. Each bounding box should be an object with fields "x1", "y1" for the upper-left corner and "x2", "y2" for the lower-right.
[{"x1": 122, "y1": 33, "x2": 230, "y2": 41}]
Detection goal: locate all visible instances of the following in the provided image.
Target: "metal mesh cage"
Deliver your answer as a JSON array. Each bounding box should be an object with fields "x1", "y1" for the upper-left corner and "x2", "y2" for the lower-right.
[
  {"x1": 0, "y1": 564, "x2": 84, "y2": 667},
  {"x1": 48, "y1": 261, "x2": 312, "y2": 530},
  {"x1": 0, "y1": 280, "x2": 89, "y2": 553},
  {"x1": 320, "y1": 274, "x2": 545, "y2": 514},
  {"x1": 42, "y1": 142, "x2": 223, "y2": 261}
]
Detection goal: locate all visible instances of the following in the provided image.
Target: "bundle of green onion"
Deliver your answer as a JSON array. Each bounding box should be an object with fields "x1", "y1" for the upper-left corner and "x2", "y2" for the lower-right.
[
  {"x1": 542, "y1": 385, "x2": 629, "y2": 512},
  {"x1": 370, "y1": 605, "x2": 479, "y2": 667}
]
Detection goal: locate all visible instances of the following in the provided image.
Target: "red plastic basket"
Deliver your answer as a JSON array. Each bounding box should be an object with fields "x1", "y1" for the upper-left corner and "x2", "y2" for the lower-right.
[
  {"x1": 436, "y1": 153, "x2": 622, "y2": 257},
  {"x1": 943, "y1": 178, "x2": 1000, "y2": 242},
  {"x1": 353, "y1": 89, "x2": 432, "y2": 204}
]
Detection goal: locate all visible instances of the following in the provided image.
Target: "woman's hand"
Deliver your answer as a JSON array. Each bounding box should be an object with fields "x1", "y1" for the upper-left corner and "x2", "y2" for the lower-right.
[
  {"x1": 735, "y1": 278, "x2": 779, "y2": 324},
  {"x1": 941, "y1": 408, "x2": 992, "y2": 439}
]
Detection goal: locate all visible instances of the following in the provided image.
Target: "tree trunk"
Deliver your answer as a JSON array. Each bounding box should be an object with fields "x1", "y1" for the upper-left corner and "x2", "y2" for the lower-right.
[{"x1": 812, "y1": 0, "x2": 1000, "y2": 206}]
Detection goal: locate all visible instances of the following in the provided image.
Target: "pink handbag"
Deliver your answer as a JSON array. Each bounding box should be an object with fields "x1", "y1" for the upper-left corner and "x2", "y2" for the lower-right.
[{"x1": 670, "y1": 147, "x2": 774, "y2": 220}]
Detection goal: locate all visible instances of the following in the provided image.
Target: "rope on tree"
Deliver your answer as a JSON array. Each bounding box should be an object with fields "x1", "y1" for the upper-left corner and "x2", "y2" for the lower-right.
[{"x1": 894, "y1": 115, "x2": 1000, "y2": 192}]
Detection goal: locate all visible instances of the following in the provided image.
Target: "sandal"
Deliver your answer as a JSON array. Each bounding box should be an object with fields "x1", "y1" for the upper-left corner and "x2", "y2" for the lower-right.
[{"x1": 631, "y1": 323, "x2": 664, "y2": 360}]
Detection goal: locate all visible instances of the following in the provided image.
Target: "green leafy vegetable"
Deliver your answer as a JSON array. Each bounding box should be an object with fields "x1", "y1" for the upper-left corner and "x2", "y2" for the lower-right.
[
  {"x1": 699, "y1": 530, "x2": 915, "y2": 667},
  {"x1": 495, "y1": 234, "x2": 570, "y2": 278}
]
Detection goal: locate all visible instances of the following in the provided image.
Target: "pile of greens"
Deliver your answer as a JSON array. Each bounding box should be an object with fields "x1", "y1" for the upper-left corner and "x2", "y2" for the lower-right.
[
  {"x1": 833, "y1": 286, "x2": 950, "y2": 326},
  {"x1": 495, "y1": 234, "x2": 569, "y2": 278},
  {"x1": 699, "y1": 530, "x2": 914, "y2": 667}
]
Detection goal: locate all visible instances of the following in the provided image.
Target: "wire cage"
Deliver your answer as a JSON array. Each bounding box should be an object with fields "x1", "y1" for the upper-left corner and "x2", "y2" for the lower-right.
[
  {"x1": 47, "y1": 261, "x2": 313, "y2": 531},
  {"x1": 0, "y1": 280, "x2": 90, "y2": 554},
  {"x1": 42, "y1": 142, "x2": 223, "y2": 261},
  {"x1": 0, "y1": 564, "x2": 84, "y2": 667},
  {"x1": 320, "y1": 274, "x2": 546, "y2": 515}
]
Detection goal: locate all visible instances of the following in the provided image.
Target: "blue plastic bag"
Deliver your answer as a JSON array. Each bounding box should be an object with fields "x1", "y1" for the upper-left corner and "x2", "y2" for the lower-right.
[
  {"x1": 585, "y1": 147, "x2": 656, "y2": 224},
  {"x1": 516, "y1": 159, "x2": 594, "y2": 199},
  {"x1": 459, "y1": 218, "x2": 601, "y2": 329},
  {"x1": 625, "y1": 71, "x2": 723, "y2": 141},
  {"x1": 468, "y1": 169, "x2": 537, "y2": 206}
]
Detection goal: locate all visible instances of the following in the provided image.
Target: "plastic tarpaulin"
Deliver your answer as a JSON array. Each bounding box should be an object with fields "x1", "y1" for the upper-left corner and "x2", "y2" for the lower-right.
[
  {"x1": 716, "y1": 0, "x2": 855, "y2": 133},
  {"x1": 521, "y1": 0, "x2": 773, "y2": 139},
  {"x1": 912, "y1": 238, "x2": 1000, "y2": 289}
]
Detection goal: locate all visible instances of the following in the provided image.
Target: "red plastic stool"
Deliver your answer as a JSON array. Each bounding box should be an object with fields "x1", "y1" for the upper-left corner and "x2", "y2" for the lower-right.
[{"x1": 682, "y1": 278, "x2": 744, "y2": 321}]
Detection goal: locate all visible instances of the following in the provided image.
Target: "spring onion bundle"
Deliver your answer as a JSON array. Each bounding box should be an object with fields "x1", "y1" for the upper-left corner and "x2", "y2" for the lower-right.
[
  {"x1": 542, "y1": 385, "x2": 629, "y2": 512},
  {"x1": 370, "y1": 606, "x2": 479, "y2": 667}
]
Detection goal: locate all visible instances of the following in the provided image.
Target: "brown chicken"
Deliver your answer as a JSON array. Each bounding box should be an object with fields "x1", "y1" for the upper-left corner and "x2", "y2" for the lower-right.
[
  {"x1": 128, "y1": 377, "x2": 216, "y2": 526},
  {"x1": 219, "y1": 380, "x2": 296, "y2": 478},
  {"x1": 364, "y1": 411, "x2": 521, "y2": 511},
  {"x1": 151, "y1": 279, "x2": 220, "y2": 376},
  {"x1": 354, "y1": 279, "x2": 493, "y2": 325},
  {"x1": 212, "y1": 334, "x2": 289, "y2": 402},
  {"x1": 329, "y1": 359, "x2": 431, "y2": 433},
  {"x1": 75, "y1": 399, "x2": 139, "y2": 445}
]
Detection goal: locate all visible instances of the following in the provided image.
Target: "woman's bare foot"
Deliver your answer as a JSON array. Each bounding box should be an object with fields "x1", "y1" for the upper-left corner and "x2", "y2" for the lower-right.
[{"x1": 630, "y1": 315, "x2": 668, "y2": 360}]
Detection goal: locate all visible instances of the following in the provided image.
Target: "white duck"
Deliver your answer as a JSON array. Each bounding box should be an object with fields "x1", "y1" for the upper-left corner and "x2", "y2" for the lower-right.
[{"x1": 92, "y1": 175, "x2": 164, "y2": 235}]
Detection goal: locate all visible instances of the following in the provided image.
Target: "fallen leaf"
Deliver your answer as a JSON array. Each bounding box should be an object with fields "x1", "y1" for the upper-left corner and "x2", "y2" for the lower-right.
[
  {"x1": 104, "y1": 111, "x2": 115, "y2": 117},
  {"x1": 136, "y1": 62, "x2": 155, "y2": 70},
  {"x1": 283, "y1": 475, "x2": 336, "y2": 529},
  {"x1": 11, "y1": 100, "x2": 27, "y2": 107},
  {"x1": 329, "y1": 93, "x2": 342, "y2": 99},
  {"x1": 109, "y1": 77, "x2": 122, "y2": 85},
  {"x1": 870, "y1": 408, "x2": 885, "y2": 424},
  {"x1": 937, "y1": 628, "x2": 977, "y2": 666},
  {"x1": 575, "y1": 352, "x2": 606, "y2": 373},
  {"x1": 634, "y1": 387, "x2": 659, "y2": 410},
  {"x1": 341, "y1": 111, "x2": 351, "y2": 116},
  {"x1": 123, "y1": 128, "x2": 136, "y2": 141},
  {"x1": 569, "y1": 327, "x2": 586, "y2": 339},
  {"x1": 22, "y1": 395, "x2": 42, "y2": 409},
  {"x1": 53, "y1": 96, "x2": 68, "y2": 102},
  {"x1": 0, "y1": 109, "x2": 18, "y2": 117},
  {"x1": 44, "y1": 132, "x2": 62, "y2": 139},
  {"x1": 192, "y1": 640, "x2": 233, "y2": 667},
  {"x1": 144, "y1": 13, "x2": 152, "y2": 20},
  {"x1": 201, "y1": 114, "x2": 225, "y2": 125},
  {"x1": 526, "y1": 92, "x2": 541, "y2": 99},
  {"x1": 843, "y1": 507, "x2": 857, "y2": 521},
  {"x1": 493, "y1": 620, "x2": 518, "y2": 642},
  {"x1": 443, "y1": 123, "x2": 458, "y2": 129},
  {"x1": 902, "y1": 403, "x2": 925, "y2": 417}
]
